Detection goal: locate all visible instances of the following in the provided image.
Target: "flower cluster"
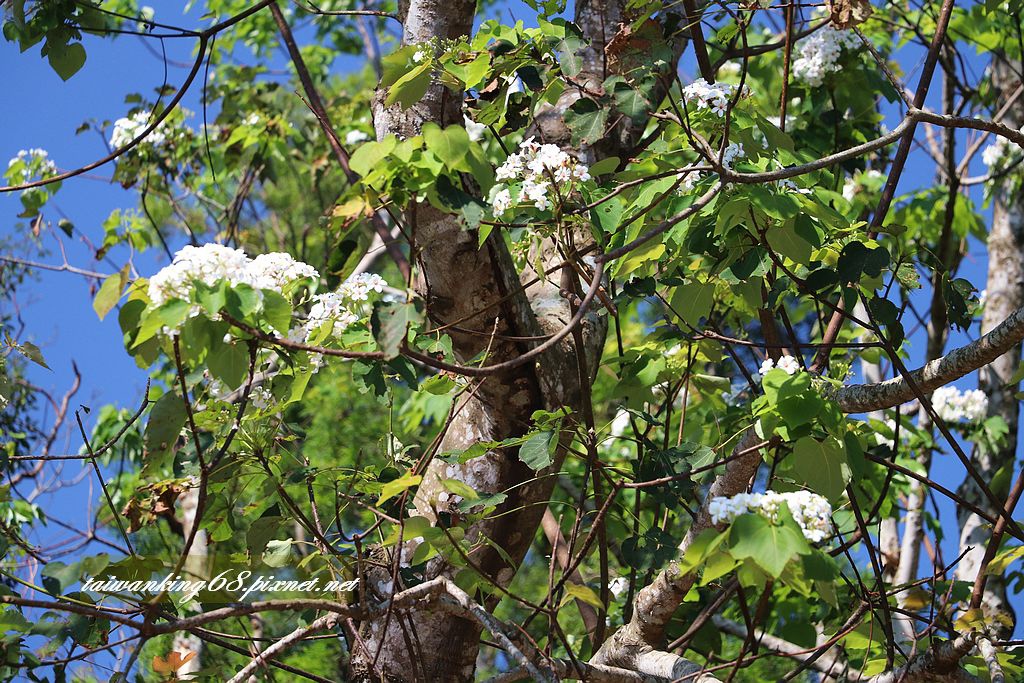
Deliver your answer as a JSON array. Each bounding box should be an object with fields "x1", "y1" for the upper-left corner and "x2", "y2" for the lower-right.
[
  {"x1": 490, "y1": 138, "x2": 590, "y2": 215},
  {"x1": 931, "y1": 385, "x2": 988, "y2": 423},
  {"x1": 981, "y1": 133, "x2": 1024, "y2": 172},
  {"x1": 148, "y1": 244, "x2": 319, "y2": 308},
  {"x1": 759, "y1": 355, "x2": 801, "y2": 377},
  {"x1": 7, "y1": 149, "x2": 57, "y2": 181},
  {"x1": 720, "y1": 142, "x2": 745, "y2": 169},
  {"x1": 682, "y1": 78, "x2": 746, "y2": 117},
  {"x1": 709, "y1": 490, "x2": 833, "y2": 543},
  {"x1": 295, "y1": 273, "x2": 388, "y2": 341},
  {"x1": 792, "y1": 26, "x2": 860, "y2": 87},
  {"x1": 110, "y1": 111, "x2": 171, "y2": 149}
]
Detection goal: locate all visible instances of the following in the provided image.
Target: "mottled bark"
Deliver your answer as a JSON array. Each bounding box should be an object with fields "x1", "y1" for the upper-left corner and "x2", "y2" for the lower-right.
[
  {"x1": 955, "y1": 55, "x2": 1024, "y2": 633},
  {"x1": 350, "y1": 0, "x2": 678, "y2": 678}
]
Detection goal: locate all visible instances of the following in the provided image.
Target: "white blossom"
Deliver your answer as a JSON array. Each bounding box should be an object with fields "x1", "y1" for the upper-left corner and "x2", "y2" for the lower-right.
[
  {"x1": 302, "y1": 273, "x2": 388, "y2": 341},
  {"x1": 759, "y1": 355, "x2": 801, "y2": 377},
  {"x1": 249, "y1": 252, "x2": 319, "y2": 292},
  {"x1": 776, "y1": 355, "x2": 801, "y2": 374},
  {"x1": 110, "y1": 111, "x2": 170, "y2": 149},
  {"x1": 843, "y1": 169, "x2": 885, "y2": 202},
  {"x1": 682, "y1": 78, "x2": 748, "y2": 117},
  {"x1": 931, "y1": 385, "x2": 988, "y2": 423},
  {"x1": 721, "y1": 142, "x2": 745, "y2": 169},
  {"x1": 7, "y1": 148, "x2": 57, "y2": 181},
  {"x1": 709, "y1": 490, "x2": 833, "y2": 543},
  {"x1": 413, "y1": 50, "x2": 426, "y2": 63},
  {"x1": 792, "y1": 26, "x2": 860, "y2": 87},
  {"x1": 345, "y1": 130, "x2": 370, "y2": 146},
  {"x1": 490, "y1": 137, "x2": 590, "y2": 216},
  {"x1": 464, "y1": 115, "x2": 487, "y2": 142},
  {"x1": 148, "y1": 244, "x2": 320, "y2": 309},
  {"x1": 490, "y1": 187, "x2": 513, "y2": 215}
]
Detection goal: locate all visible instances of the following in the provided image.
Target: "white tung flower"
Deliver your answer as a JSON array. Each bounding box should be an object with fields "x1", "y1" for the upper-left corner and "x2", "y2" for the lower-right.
[
  {"x1": 931, "y1": 385, "x2": 988, "y2": 423},
  {"x1": 759, "y1": 355, "x2": 801, "y2": 377},
  {"x1": 110, "y1": 110, "x2": 171, "y2": 149},
  {"x1": 792, "y1": 26, "x2": 860, "y2": 87},
  {"x1": 490, "y1": 137, "x2": 589, "y2": 216},
  {"x1": 709, "y1": 490, "x2": 833, "y2": 543},
  {"x1": 147, "y1": 244, "x2": 320, "y2": 310},
  {"x1": 464, "y1": 115, "x2": 487, "y2": 142},
  {"x1": 721, "y1": 142, "x2": 745, "y2": 169},
  {"x1": 491, "y1": 187, "x2": 513, "y2": 215},
  {"x1": 682, "y1": 78, "x2": 749, "y2": 117},
  {"x1": 7, "y1": 148, "x2": 57, "y2": 181}
]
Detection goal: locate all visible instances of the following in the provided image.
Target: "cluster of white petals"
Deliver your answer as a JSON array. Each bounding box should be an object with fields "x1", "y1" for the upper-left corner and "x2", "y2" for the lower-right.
[
  {"x1": 110, "y1": 111, "x2": 171, "y2": 149},
  {"x1": 490, "y1": 138, "x2": 590, "y2": 215},
  {"x1": 709, "y1": 490, "x2": 833, "y2": 543},
  {"x1": 721, "y1": 142, "x2": 745, "y2": 169},
  {"x1": 792, "y1": 26, "x2": 860, "y2": 87},
  {"x1": 981, "y1": 133, "x2": 1024, "y2": 171},
  {"x1": 682, "y1": 78, "x2": 747, "y2": 117},
  {"x1": 7, "y1": 148, "x2": 57, "y2": 181},
  {"x1": 297, "y1": 273, "x2": 388, "y2": 340},
  {"x1": 931, "y1": 385, "x2": 988, "y2": 423},
  {"x1": 148, "y1": 244, "x2": 319, "y2": 308},
  {"x1": 759, "y1": 355, "x2": 801, "y2": 376}
]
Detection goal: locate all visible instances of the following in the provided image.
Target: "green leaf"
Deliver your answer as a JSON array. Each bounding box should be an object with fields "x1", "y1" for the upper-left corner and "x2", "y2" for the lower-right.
[
  {"x1": 263, "y1": 539, "x2": 293, "y2": 568},
  {"x1": 615, "y1": 240, "x2": 665, "y2": 278},
  {"x1": 728, "y1": 512, "x2": 810, "y2": 577},
  {"x1": 837, "y1": 241, "x2": 889, "y2": 282},
  {"x1": 519, "y1": 430, "x2": 557, "y2": 470},
  {"x1": 349, "y1": 136, "x2": 398, "y2": 177},
  {"x1": 15, "y1": 341, "x2": 49, "y2": 370},
  {"x1": 669, "y1": 282, "x2": 714, "y2": 328},
  {"x1": 93, "y1": 266, "x2": 129, "y2": 321},
  {"x1": 587, "y1": 156, "x2": 619, "y2": 177},
  {"x1": 261, "y1": 290, "x2": 292, "y2": 334},
  {"x1": 377, "y1": 471, "x2": 422, "y2": 506},
  {"x1": 384, "y1": 62, "x2": 432, "y2": 108},
  {"x1": 556, "y1": 35, "x2": 585, "y2": 77},
  {"x1": 621, "y1": 528, "x2": 678, "y2": 571},
  {"x1": 208, "y1": 343, "x2": 249, "y2": 389},
  {"x1": 441, "y1": 478, "x2": 479, "y2": 501},
  {"x1": 144, "y1": 392, "x2": 186, "y2": 457},
  {"x1": 423, "y1": 123, "x2": 470, "y2": 170},
  {"x1": 371, "y1": 299, "x2": 424, "y2": 359},
  {"x1": 788, "y1": 437, "x2": 850, "y2": 503},
  {"x1": 48, "y1": 42, "x2": 87, "y2": 81},
  {"x1": 564, "y1": 97, "x2": 608, "y2": 146}
]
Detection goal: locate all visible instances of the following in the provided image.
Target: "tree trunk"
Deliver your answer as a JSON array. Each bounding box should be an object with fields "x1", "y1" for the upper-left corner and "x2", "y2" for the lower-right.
[
  {"x1": 955, "y1": 54, "x2": 1024, "y2": 633},
  {"x1": 348, "y1": 0, "x2": 686, "y2": 678}
]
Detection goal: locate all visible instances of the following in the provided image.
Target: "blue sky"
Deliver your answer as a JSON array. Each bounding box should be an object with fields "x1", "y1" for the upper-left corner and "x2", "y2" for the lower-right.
[{"x1": 1, "y1": 0, "x2": 1020, "y2": 647}]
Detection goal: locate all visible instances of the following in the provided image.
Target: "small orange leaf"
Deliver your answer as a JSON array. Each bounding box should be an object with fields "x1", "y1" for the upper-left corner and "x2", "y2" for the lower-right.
[{"x1": 152, "y1": 650, "x2": 197, "y2": 675}]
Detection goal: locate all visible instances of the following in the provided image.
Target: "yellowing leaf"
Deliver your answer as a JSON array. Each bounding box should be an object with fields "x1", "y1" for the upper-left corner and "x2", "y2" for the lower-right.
[
  {"x1": 377, "y1": 472, "x2": 422, "y2": 506},
  {"x1": 332, "y1": 197, "x2": 373, "y2": 219},
  {"x1": 561, "y1": 581, "x2": 604, "y2": 610}
]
